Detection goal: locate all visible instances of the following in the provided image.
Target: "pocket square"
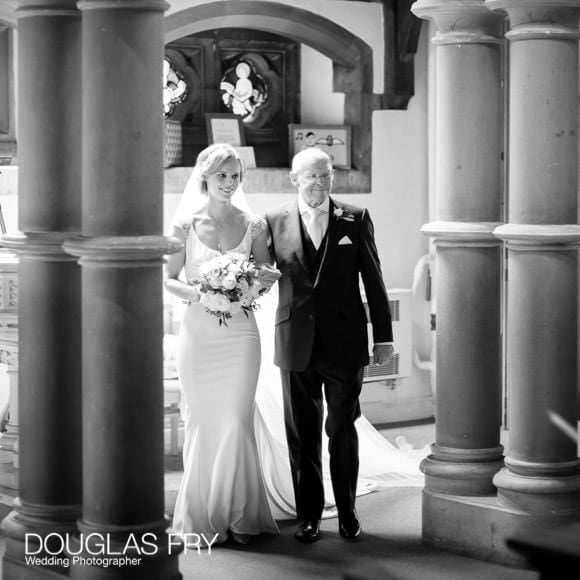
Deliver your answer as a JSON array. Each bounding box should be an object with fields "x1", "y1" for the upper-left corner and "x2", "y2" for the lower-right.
[{"x1": 338, "y1": 235, "x2": 353, "y2": 245}]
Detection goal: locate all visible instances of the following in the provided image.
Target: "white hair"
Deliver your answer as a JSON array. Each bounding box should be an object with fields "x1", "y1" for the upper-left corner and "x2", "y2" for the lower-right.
[{"x1": 291, "y1": 147, "x2": 332, "y2": 174}]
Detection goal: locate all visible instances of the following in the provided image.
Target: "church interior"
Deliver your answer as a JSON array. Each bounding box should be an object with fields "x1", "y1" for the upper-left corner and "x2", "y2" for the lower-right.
[{"x1": 0, "y1": 0, "x2": 578, "y2": 578}]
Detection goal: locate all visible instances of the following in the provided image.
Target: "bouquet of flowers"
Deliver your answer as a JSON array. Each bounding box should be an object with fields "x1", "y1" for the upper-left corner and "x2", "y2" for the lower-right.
[{"x1": 197, "y1": 252, "x2": 264, "y2": 326}]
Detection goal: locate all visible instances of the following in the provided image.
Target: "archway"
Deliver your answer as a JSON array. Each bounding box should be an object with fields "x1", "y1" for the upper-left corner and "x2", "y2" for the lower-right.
[{"x1": 165, "y1": 0, "x2": 375, "y2": 191}]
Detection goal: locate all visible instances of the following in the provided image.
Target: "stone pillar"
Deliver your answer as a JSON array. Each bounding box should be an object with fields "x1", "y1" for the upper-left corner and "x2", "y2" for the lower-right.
[
  {"x1": 487, "y1": 0, "x2": 580, "y2": 515},
  {"x1": 64, "y1": 0, "x2": 181, "y2": 578},
  {"x1": 0, "y1": 1, "x2": 83, "y2": 578},
  {"x1": 412, "y1": 0, "x2": 505, "y2": 496},
  {"x1": 411, "y1": 0, "x2": 506, "y2": 556}
]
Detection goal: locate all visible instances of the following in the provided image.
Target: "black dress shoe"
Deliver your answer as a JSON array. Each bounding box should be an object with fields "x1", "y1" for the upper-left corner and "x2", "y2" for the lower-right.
[
  {"x1": 295, "y1": 520, "x2": 321, "y2": 543},
  {"x1": 338, "y1": 512, "x2": 361, "y2": 539}
]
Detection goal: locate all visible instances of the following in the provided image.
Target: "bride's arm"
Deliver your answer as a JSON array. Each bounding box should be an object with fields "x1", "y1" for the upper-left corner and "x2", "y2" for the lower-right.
[
  {"x1": 250, "y1": 217, "x2": 281, "y2": 289},
  {"x1": 164, "y1": 225, "x2": 201, "y2": 303}
]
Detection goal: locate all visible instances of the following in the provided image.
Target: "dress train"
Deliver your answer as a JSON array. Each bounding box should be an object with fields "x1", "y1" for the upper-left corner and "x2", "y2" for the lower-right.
[{"x1": 253, "y1": 286, "x2": 426, "y2": 520}]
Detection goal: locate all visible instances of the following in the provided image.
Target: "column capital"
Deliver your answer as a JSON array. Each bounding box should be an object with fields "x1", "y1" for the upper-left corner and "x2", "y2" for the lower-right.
[
  {"x1": 422, "y1": 221, "x2": 503, "y2": 246},
  {"x1": 486, "y1": 0, "x2": 580, "y2": 38},
  {"x1": 77, "y1": 0, "x2": 169, "y2": 12},
  {"x1": 1, "y1": 232, "x2": 78, "y2": 261},
  {"x1": 493, "y1": 224, "x2": 580, "y2": 248},
  {"x1": 64, "y1": 235, "x2": 182, "y2": 266},
  {"x1": 16, "y1": 0, "x2": 79, "y2": 18},
  {"x1": 0, "y1": 2, "x2": 16, "y2": 25},
  {"x1": 412, "y1": 0, "x2": 504, "y2": 43}
]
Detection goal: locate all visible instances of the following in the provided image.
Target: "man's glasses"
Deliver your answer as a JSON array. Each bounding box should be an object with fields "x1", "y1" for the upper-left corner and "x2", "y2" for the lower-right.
[{"x1": 301, "y1": 172, "x2": 333, "y2": 182}]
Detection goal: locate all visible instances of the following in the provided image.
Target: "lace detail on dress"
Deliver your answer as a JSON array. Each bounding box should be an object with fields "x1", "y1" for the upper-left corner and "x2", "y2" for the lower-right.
[
  {"x1": 180, "y1": 221, "x2": 192, "y2": 236},
  {"x1": 173, "y1": 216, "x2": 192, "y2": 237},
  {"x1": 250, "y1": 216, "x2": 267, "y2": 240}
]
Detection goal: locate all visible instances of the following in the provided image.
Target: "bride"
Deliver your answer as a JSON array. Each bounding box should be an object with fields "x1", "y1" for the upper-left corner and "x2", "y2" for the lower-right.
[{"x1": 165, "y1": 143, "x2": 424, "y2": 545}]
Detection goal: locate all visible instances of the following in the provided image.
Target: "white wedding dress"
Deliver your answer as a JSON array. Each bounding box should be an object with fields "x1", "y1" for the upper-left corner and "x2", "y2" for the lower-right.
[{"x1": 171, "y1": 217, "x2": 279, "y2": 543}]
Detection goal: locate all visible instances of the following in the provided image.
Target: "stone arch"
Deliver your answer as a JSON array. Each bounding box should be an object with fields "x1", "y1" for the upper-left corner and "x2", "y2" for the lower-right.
[{"x1": 165, "y1": 0, "x2": 375, "y2": 191}]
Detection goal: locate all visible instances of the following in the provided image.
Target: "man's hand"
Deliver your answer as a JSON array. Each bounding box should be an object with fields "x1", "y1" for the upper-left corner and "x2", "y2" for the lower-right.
[{"x1": 372, "y1": 344, "x2": 394, "y2": 366}]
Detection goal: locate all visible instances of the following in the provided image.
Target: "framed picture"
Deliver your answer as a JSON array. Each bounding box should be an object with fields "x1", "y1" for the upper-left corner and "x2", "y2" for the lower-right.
[
  {"x1": 205, "y1": 113, "x2": 245, "y2": 146},
  {"x1": 235, "y1": 146, "x2": 257, "y2": 169},
  {"x1": 289, "y1": 124, "x2": 351, "y2": 169}
]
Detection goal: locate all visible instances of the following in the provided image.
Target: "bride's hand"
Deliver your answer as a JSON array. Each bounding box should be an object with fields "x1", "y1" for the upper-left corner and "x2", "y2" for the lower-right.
[
  {"x1": 185, "y1": 283, "x2": 201, "y2": 304},
  {"x1": 257, "y1": 264, "x2": 281, "y2": 289}
]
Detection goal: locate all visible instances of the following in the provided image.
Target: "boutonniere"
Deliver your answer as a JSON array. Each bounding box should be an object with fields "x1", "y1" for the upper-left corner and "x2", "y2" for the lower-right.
[{"x1": 333, "y1": 207, "x2": 355, "y2": 222}]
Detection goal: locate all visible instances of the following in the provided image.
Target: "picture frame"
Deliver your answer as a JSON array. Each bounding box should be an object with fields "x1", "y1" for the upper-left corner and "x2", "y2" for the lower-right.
[
  {"x1": 205, "y1": 113, "x2": 245, "y2": 147},
  {"x1": 288, "y1": 124, "x2": 351, "y2": 169},
  {"x1": 235, "y1": 146, "x2": 256, "y2": 169}
]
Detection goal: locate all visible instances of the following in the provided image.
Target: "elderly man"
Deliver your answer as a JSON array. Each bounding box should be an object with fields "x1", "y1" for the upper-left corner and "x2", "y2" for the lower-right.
[{"x1": 266, "y1": 147, "x2": 394, "y2": 543}]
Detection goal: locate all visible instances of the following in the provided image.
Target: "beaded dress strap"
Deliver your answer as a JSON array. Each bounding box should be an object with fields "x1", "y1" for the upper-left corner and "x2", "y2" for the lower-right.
[{"x1": 250, "y1": 216, "x2": 267, "y2": 240}]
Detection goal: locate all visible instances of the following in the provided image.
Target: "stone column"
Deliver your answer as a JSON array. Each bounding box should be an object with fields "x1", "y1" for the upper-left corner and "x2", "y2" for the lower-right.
[
  {"x1": 0, "y1": 1, "x2": 83, "y2": 577},
  {"x1": 411, "y1": 0, "x2": 505, "y2": 501},
  {"x1": 487, "y1": 0, "x2": 580, "y2": 515},
  {"x1": 64, "y1": 1, "x2": 181, "y2": 578}
]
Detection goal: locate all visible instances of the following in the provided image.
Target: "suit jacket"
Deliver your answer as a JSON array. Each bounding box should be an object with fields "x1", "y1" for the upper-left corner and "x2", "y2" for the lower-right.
[{"x1": 266, "y1": 197, "x2": 393, "y2": 372}]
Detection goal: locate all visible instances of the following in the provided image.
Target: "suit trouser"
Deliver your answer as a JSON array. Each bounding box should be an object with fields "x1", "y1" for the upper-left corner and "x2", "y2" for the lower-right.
[{"x1": 280, "y1": 361, "x2": 364, "y2": 521}]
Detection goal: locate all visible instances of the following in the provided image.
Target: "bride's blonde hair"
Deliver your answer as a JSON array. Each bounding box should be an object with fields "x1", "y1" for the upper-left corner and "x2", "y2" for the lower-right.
[
  {"x1": 195, "y1": 143, "x2": 245, "y2": 193},
  {"x1": 173, "y1": 143, "x2": 250, "y2": 224}
]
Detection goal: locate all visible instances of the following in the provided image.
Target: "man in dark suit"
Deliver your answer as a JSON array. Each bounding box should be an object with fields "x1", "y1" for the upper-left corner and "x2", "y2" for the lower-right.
[{"x1": 265, "y1": 147, "x2": 394, "y2": 543}]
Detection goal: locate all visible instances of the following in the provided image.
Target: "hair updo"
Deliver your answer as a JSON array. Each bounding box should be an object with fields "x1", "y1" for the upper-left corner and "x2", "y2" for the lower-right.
[{"x1": 194, "y1": 143, "x2": 245, "y2": 194}]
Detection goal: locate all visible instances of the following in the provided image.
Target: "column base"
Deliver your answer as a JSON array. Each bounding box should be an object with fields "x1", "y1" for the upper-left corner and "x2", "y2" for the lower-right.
[
  {"x1": 421, "y1": 446, "x2": 504, "y2": 495},
  {"x1": 494, "y1": 466, "x2": 580, "y2": 515},
  {"x1": 1, "y1": 501, "x2": 80, "y2": 575},
  {"x1": 67, "y1": 521, "x2": 183, "y2": 580},
  {"x1": 70, "y1": 555, "x2": 182, "y2": 580},
  {"x1": 3, "y1": 555, "x2": 65, "y2": 579},
  {"x1": 422, "y1": 489, "x2": 580, "y2": 567}
]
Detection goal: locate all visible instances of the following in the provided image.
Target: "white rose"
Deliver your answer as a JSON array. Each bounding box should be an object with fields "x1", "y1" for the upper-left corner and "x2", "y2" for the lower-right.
[
  {"x1": 200, "y1": 292, "x2": 229, "y2": 312},
  {"x1": 216, "y1": 255, "x2": 230, "y2": 268},
  {"x1": 222, "y1": 275, "x2": 237, "y2": 290},
  {"x1": 199, "y1": 292, "x2": 214, "y2": 310},
  {"x1": 241, "y1": 295, "x2": 255, "y2": 308},
  {"x1": 212, "y1": 293, "x2": 231, "y2": 312},
  {"x1": 209, "y1": 276, "x2": 222, "y2": 289}
]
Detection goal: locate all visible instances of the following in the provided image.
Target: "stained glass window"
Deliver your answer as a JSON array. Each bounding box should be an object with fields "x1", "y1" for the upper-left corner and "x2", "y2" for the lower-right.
[
  {"x1": 219, "y1": 60, "x2": 268, "y2": 123},
  {"x1": 163, "y1": 58, "x2": 189, "y2": 118}
]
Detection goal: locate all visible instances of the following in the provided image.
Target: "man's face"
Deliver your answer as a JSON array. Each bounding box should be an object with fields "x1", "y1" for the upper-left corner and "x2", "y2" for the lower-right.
[{"x1": 291, "y1": 156, "x2": 334, "y2": 208}]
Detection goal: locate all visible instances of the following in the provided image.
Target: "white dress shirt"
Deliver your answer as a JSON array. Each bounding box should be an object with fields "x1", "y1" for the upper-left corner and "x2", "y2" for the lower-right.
[{"x1": 298, "y1": 196, "x2": 329, "y2": 249}]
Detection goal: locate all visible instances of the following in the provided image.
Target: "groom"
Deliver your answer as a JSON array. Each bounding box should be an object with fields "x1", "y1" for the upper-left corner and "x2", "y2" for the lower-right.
[{"x1": 265, "y1": 147, "x2": 394, "y2": 543}]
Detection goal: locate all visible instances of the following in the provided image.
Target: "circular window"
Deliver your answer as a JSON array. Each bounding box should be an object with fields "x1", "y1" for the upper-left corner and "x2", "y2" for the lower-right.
[{"x1": 220, "y1": 54, "x2": 282, "y2": 129}]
